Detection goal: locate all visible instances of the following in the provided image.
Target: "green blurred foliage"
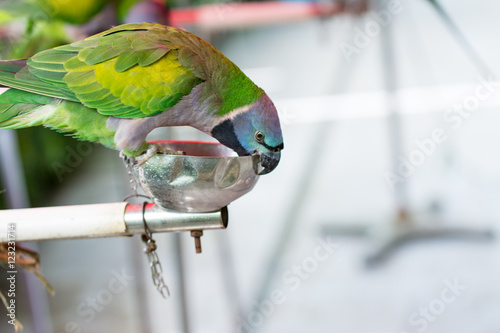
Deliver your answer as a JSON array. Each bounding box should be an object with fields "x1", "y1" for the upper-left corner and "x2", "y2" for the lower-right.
[
  {"x1": 17, "y1": 128, "x2": 85, "y2": 207},
  {"x1": 0, "y1": 179, "x2": 5, "y2": 210},
  {"x1": 36, "y1": 0, "x2": 111, "y2": 25},
  {"x1": 0, "y1": 22, "x2": 68, "y2": 60},
  {"x1": 0, "y1": 1, "x2": 71, "y2": 59},
  {"x1": 0, "y1": 1, "x2": 93, "y2": 207}
]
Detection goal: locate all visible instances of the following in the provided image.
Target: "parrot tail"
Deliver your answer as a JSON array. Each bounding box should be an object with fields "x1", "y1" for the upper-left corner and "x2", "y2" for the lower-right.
[{"x1": 0, "y1": 89, "x2": 117, "y2": 149}]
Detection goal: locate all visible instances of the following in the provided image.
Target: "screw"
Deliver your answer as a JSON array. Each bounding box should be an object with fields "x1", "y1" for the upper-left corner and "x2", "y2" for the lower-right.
[{"x1": 191, "y1": 230, "x2": 203, "y2": 254}]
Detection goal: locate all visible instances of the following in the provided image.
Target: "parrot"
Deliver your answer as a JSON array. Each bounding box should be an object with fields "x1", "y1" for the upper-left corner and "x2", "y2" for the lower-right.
[{"x1": 0, "y1": 23, "x2": 283, "y2": 174}]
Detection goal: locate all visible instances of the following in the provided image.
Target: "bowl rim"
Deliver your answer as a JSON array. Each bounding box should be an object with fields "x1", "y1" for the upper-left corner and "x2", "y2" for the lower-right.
[
  {"x1": 143, "y1": 140, "x2": 248, "y2": 159},
  {"x1": 147, "y1": 140, "x2": 222, "y2": 145}
]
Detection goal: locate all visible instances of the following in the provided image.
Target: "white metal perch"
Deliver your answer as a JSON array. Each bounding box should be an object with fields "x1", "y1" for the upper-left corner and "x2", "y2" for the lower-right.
[{"x1": 0, "y1": 202, "x2": 227, "y2": 243}]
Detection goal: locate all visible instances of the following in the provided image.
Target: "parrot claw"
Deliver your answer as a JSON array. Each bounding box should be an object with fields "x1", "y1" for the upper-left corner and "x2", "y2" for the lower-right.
[{"x1": 136, "y1": 143, "x2": 186, "y2": 166}]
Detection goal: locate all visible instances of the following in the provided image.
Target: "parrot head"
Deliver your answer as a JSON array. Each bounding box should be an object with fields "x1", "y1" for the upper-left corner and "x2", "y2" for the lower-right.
[{"x1": 211, "y1": 94, "x2": 283, "y2": 175}]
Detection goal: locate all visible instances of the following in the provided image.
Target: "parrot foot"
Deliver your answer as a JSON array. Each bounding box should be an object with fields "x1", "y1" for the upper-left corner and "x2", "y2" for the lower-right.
[{"x1": 136, "y1": 144, "x2": 186, "y2": 166}]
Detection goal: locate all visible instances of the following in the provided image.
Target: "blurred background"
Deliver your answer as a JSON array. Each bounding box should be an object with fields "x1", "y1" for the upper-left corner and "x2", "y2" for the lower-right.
[{"x1": 1, "y1": 0, "x2": 500, "y2": 332}]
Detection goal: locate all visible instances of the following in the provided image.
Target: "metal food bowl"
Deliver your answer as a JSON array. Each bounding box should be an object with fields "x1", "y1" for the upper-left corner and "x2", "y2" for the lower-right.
[{"x1": 130, "y1": 141, "x2": 260, "y2": 212}]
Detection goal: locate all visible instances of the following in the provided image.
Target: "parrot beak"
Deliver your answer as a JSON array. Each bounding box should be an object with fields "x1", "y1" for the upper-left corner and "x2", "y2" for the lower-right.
[{"x1": 258, "y1": 150, "x2": 281, "y2": 175}]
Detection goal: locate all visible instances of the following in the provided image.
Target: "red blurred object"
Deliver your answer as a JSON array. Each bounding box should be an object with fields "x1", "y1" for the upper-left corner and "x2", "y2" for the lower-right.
[{"x1": 169, "y1": 1, "x2": 345, "y2": 30}]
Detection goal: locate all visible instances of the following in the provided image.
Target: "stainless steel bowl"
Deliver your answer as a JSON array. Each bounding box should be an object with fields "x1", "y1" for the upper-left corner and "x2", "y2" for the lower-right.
[{"x1": 130, "y1": 141, "x2": 260, "y2": 212}]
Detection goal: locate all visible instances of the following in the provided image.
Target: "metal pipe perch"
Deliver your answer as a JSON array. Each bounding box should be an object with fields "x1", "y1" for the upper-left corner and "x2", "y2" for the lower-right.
[{"x1": 0, "y1": 203, "x2": 228, "y2": 243}]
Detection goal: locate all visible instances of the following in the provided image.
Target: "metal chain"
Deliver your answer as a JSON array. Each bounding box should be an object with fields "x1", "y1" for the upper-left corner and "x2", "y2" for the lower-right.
[
  {"x1": 141, "y1": 202, "x2": 171, "y2": 299},
  {"x1": 120, "y1": 152, "x2": 139, "y2": 195}
]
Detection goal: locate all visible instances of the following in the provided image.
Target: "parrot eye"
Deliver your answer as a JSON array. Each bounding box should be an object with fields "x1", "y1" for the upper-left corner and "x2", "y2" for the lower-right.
[{"x1": 254, "y1": 131, "x2": 265, "y2": 143}]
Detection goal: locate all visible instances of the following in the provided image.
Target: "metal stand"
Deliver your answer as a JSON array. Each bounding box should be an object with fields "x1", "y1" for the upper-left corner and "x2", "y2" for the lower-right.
[
  {"x1": 320, "y1": 0, "x2": 496, "y2": 267},
  {"x1": 365, "y1": 0, "x2": 495, "y2": 266}
]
